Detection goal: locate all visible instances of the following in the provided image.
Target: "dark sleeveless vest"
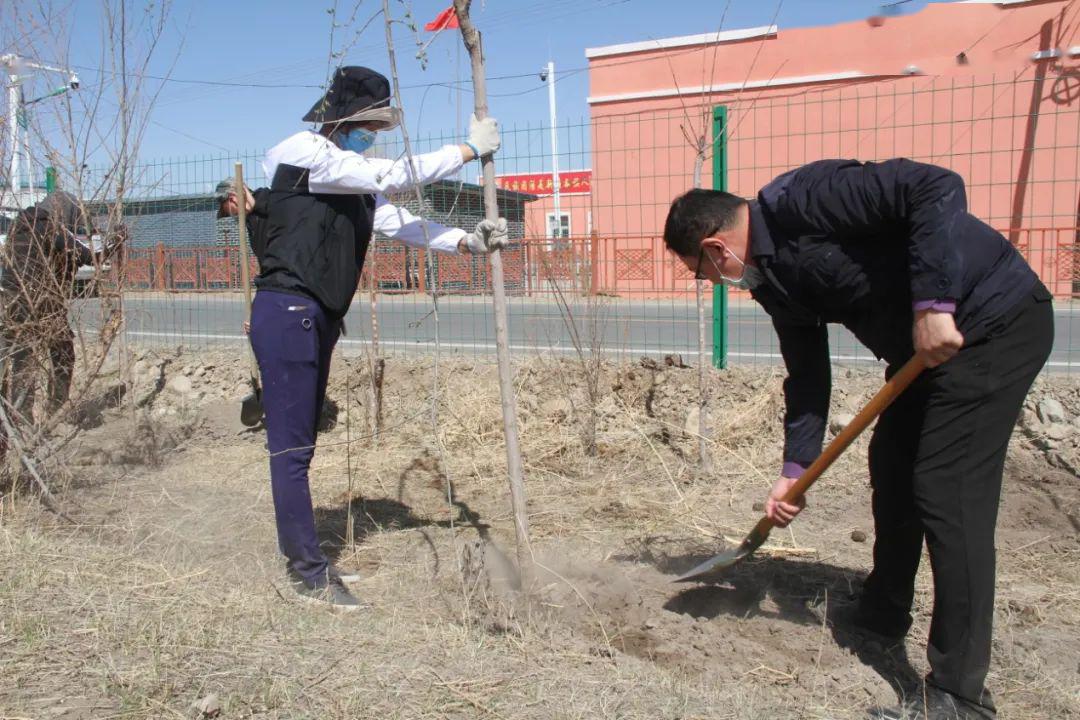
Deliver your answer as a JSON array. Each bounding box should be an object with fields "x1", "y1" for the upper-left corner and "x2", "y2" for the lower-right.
[{"x1": 254, "y1": 163, "x2": 376, "y2": 319}]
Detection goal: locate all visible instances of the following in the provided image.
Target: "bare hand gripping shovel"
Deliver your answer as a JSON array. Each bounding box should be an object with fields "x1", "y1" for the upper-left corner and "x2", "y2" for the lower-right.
[
  {"x1": 235, "y1": 162, "x2": 263, "y2": 428},
  {"x1": 674, "y1": 355, "x2": 926, "y2": 583}
]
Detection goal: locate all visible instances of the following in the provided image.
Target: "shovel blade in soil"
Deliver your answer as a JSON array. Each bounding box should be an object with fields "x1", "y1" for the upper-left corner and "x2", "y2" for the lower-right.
[
  {"x1": 240, "y1": 380, "x2": 263, "y2": 427},
  {"x1": 673, "y1": 523, "x2": 771, "y2": 583}
]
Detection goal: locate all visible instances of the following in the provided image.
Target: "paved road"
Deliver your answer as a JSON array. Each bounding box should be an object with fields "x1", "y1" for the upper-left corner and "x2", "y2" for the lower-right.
[{"x1": 78, "y1": 292, "x2": 1080, "y2": 370}]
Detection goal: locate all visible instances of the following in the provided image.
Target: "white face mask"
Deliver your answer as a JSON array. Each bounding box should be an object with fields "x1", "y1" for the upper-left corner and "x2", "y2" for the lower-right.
[{"x1": 706, "y1": 244, "x2": 764, "y2": 290}]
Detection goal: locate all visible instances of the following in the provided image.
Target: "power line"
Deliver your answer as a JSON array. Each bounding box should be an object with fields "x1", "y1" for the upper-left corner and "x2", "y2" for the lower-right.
[
  {"x1": 69, "y1": 64, "x2": 324, "y2": 89},
  {"x1": 56, "y1": 0, "x2": 634, "y2": 94}
]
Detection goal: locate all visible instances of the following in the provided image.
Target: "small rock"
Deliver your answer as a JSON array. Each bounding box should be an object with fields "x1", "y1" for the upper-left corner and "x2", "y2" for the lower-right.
[
  {"x1": 643, "y1": 618, "x2": 658, "y2": 629},
  {"x1": 53, "y1": 422, "x2": 77, "y2": 438},
  {"x1": 851, "y1": 529, "x2": 868, "y2": 543},
  {"x1": 1050, "y1": 452, "x2": 1068, "y2": 468},
  {"x1": 541, "y1": 397, "x2": 571, "y2": 420},
  {"x1": 830, "y1": 413, "x2": 855, "y2": 435},
  {"x1": 639, "y1": 357, "x2": 661, "y2": 371},
  {"x1": 684, "y1": 406, "x2": 700, "y2": 435},
  {"x1": 166, "y1": 375, "x2": 193, "y2": 396},
  {"x1": 192, "y1": 693, "x2": 220, "y2": 718},
  {"x1": 1021, "y1": 409, "x2": 1041, "y2": 429},
  {"x1": 1045, "y1": 423, "x2": 1073, "y2": 441},
  {"x1": 664, "y1": 354, "x2": 689, "y2": 368},
  {"x1": 194, "y1": 367, "x2": 206, "y2": 378},
  {"x1": 1037, "y1": 397, "x2": 1067, "y2": 425}
]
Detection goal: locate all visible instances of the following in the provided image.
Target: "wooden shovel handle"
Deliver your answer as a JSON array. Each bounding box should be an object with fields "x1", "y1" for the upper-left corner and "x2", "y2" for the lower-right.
[
  {"x1": 234, "y1": 162, "x2": 253, "y2": 314},
  {"x1": 756, "y1": 354, "x2": 926, "y2": 536},
  {"x1": 234, "y1": 163, "x2": 258, "y2": 379}
]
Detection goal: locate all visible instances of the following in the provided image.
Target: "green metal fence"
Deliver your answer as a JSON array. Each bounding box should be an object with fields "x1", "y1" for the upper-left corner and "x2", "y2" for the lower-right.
[{"x1": 76, "y1": 73, "x2": 1080, "y2": 372}]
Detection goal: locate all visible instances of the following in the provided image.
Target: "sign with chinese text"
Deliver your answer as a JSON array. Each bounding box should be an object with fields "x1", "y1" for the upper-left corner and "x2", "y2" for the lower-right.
[{"x1": 493, "y1": 170, "x2": 591, "y2": 196}]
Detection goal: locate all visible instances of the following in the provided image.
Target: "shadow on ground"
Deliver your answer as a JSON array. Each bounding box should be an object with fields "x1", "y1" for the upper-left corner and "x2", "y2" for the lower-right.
[{"x1": 617, "y1": 537, "x2": 923, "y2": 704}]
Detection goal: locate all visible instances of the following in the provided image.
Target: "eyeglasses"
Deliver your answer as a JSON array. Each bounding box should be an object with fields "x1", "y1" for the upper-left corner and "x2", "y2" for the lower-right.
[{"x1": 693, "y1": 244, "x2": 707, "y2": 280}]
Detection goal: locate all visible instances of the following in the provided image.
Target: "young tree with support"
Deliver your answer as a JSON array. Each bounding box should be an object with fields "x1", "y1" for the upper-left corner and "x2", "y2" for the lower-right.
[{"x1": 452, "y1": 0, "x2": 534, "y2": 583}]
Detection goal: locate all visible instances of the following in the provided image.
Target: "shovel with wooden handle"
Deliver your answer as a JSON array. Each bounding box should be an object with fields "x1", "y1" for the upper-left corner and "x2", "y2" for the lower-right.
[
  {"x1": 674, "y1": 354, "x2": 926, "y2": 583},
  {"x1": 234, "y1": 162, "x2": 263, "y2": 428}
]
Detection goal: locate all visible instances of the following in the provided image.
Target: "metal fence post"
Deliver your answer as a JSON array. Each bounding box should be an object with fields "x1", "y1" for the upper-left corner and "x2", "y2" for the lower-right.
[
  {"x1": 712, "y1": 105, "x2": 729, "y2": 369},
  {"x1": 154, "y1": 242, "x2": 166, "y2": 291}
]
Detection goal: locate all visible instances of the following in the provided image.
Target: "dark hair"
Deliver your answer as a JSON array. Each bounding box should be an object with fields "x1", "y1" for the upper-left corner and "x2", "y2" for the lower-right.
[{"x1": 663, "y1": 189, "x2": 747, "y2": 257}]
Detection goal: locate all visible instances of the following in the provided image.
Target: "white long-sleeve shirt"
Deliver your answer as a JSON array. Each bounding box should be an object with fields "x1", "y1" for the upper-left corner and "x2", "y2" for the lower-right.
[{"x1": 262, "y1": 130, "x2": 467, "y2": 254}]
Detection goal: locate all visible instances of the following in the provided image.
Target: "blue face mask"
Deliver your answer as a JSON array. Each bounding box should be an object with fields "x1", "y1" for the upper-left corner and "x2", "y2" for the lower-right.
[
  {"x1": 338, "y1": 127, "x2": 377, "y2": 154},
  {"x1": 705, "y1": 243, "x2": 764, "y2": 291}
]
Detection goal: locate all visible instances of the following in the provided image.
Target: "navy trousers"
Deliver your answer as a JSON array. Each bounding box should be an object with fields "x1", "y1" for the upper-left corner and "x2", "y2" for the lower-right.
[{"x1": 249, "y1": 290, "x2": 339, "y2": 586}]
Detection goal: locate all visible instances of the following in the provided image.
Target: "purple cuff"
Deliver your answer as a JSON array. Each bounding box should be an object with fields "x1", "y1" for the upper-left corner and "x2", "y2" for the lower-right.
[
  {"x1": 913, "y1": 299, "x2": 956, "y2": 313},
  {"x1": 781, "y1": 461, "x2": 809, "y2": 479}
]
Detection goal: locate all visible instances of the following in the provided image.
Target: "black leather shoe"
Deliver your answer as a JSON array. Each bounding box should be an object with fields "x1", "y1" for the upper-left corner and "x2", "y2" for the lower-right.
[{"x1": 870, "y1": 686, "x2": 995, "y2": 720}]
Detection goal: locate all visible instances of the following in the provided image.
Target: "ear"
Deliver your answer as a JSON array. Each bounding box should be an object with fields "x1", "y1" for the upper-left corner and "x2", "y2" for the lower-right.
[{"x1": 700, "y1": 233, "x2": 730, "y2": 257}]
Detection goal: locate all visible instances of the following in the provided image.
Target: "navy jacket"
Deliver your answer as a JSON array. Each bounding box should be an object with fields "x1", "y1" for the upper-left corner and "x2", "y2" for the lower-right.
[{"x1": 748, "y1": 159, "x2": 1039, "y2": 470}]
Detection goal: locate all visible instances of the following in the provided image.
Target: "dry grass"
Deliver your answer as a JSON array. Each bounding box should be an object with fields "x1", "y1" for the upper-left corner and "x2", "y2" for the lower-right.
[{"x1": 0, "y1": 351, "x2": 1077, "y2": 719}]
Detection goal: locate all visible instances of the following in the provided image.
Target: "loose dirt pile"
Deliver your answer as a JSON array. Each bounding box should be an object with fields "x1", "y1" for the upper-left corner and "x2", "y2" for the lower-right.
[{"x1": 1, "y1": 349, "x2": 1077, "y2": 719}]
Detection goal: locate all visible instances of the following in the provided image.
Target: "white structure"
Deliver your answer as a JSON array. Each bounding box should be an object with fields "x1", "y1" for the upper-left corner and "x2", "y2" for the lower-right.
[{"x1": 1, "y1": 53, "x2": 79, "y2": 211}]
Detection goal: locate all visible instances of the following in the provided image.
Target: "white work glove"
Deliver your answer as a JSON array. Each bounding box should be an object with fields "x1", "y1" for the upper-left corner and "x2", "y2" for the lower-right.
[
  {"x1": 467, "y1": 114, "x2": 500, "y2": 157},
  {"x1": 462, "y1": 218, "x2": 509, "y2": 254}
]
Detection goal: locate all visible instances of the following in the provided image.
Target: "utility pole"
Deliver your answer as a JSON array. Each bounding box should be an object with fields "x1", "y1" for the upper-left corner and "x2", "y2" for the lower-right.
[
  {"x1": 20, "y1": 86, "x2": 32, "y2": 201},
  {"x1": 0, "y1": 54, "x2": 80, "y2": 208},
  {"x1": 6, "y1": 60, "x2": 20, "y2": 208},
  {"x1": 545, "y1": 61, "x2": 561, "y2": 243}
]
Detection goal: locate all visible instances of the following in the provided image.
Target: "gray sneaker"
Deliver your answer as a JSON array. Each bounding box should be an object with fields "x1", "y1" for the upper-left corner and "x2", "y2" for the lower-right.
[
  {"x1": 329, "y1": 564, "x2": 362, "y2": 584},
  {"x1": 292, "y1": 575, "x2": 361, "y2": 612}
]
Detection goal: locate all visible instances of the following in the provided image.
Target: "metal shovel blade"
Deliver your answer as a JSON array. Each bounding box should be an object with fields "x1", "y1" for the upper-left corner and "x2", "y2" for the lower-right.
[
  {"x1": 673, "y1": 522, "x2": 772, "y2": 583},
  {"x1": 673, "y1": 356, "x2": 928, "y2": 585},
  {"x1": 240, "y1": 378, "x2": 263, "y2": 427}
]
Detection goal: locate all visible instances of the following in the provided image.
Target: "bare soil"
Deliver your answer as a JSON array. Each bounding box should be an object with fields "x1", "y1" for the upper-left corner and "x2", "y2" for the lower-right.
[{"x1": 1, "y1": 348, "x2": 1077, "y2": 719}]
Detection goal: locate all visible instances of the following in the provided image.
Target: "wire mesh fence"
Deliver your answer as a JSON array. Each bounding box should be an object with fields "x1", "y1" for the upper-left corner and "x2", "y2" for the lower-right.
[{"x1": 77, "y1": 72, "x2": 1080, "y2": 371}]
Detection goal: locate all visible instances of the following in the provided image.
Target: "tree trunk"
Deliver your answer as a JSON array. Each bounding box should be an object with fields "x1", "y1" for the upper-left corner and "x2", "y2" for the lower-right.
[{"x1": 454, "y1": 0, "x2": 533, "y2": 582}]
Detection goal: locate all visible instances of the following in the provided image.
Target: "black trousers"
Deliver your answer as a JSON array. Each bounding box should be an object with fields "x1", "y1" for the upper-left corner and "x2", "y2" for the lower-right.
[{"x1": 864, "y1": 285, "x2": 1053, "y2": 715}]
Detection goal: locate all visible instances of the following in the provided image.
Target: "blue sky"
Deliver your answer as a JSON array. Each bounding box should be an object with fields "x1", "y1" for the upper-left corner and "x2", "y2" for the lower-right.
[{"x1": 6, "y1": 0, "x2": 938, "y2": 165}]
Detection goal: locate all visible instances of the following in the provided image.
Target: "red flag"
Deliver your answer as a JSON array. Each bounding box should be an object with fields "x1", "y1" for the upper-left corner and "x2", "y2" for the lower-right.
[{"x1": 424, "y1": 6, "x2": 459, "y2": 31}]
